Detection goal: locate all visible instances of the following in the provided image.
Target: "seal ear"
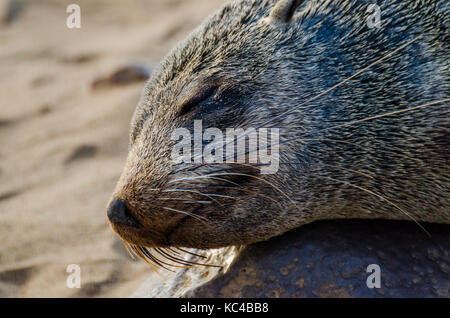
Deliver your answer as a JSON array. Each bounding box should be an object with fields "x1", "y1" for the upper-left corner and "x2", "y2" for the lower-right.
[{"x1": 268, "y1": 0, "x2": 305, "y2": 23}]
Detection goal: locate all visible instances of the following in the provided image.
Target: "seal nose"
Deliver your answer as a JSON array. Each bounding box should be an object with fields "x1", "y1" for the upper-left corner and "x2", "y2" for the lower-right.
[{"x1": 107, "y1": 197, "x2": 140, "y2": 227}]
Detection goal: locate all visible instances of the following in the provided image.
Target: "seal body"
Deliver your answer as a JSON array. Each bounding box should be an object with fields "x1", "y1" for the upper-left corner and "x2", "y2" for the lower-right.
[{"x1": 108, "y1": 0, "x2": 449, "y2": 250}]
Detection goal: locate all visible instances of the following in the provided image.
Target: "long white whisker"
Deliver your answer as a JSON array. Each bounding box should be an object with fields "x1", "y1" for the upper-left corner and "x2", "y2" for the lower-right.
[
  {"x1": 163, "y1": 189, "x2": 235, "y2": 199},
  {"x1": 163, "y1": 207, "x2": 209, "y2": 223},
  {"x1": 170, "y1": 172, "x2": 296, "y2": 207},
  {"x1": 158, "y1": 197, "x2": 212, "y2": 204},
  {"x1": 309, "y1": 98, "x2": 450, "y2": 135},
  {"x1": 322, "y1": 176, "x2": 431, "y2": 237}
]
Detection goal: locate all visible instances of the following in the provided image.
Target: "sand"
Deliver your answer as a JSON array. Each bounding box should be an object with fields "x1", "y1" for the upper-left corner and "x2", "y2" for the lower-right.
[{"x1": 0, "y1": 0, "x2": 225, "y2": 297}]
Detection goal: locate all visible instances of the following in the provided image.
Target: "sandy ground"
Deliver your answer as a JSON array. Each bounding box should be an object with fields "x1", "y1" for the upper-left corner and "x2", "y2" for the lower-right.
[{"x1": 0, "y1": 0, "x2": 225, "y2": 297}]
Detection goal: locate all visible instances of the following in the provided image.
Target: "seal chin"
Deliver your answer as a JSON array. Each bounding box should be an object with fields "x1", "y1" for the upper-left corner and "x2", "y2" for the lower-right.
[
  {"x1": 112, "y1": 225, "x2": 170, "y2": 248},
  {"x1": 166, "y1": 216, "x2": 227, "y2": 250},
  {"x1": 165, "y1": 216, "x2": 191, "y2": 246}
]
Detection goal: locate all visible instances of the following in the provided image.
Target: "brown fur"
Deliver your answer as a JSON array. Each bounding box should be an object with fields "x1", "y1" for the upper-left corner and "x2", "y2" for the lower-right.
[{"x1": 108, "y1": 0, "x2": 449, "y2": 251}]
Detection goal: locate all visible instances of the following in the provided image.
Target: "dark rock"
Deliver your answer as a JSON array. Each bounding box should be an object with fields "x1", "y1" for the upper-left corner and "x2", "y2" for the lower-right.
[
  {"x1": 0, "y1": 189, "x2": 21, "y2": 202},
  {"x1": 0, "y1": 0, "x2": 23, "y2": 25},
  {"x1": 60, "y1": 53, "x2": 98, "y2": 65},
  {"x1": 65, "y1": 145, "x2": 98, "y2": 164},
  {"x1": 91, "y1": 65, "x2": 150, "y2": 90},
  {"x1": 186, "y1": 220, "x2": 450, "y2": 298},
  {"x1": 0, "y1": 118, "x2": 15, "y2": 128}
]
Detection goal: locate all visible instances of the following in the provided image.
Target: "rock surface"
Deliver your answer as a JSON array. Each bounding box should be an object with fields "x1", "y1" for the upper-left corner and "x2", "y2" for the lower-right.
[{"x1": 181, "y1": 220, "x2": 449, "y2": 298}]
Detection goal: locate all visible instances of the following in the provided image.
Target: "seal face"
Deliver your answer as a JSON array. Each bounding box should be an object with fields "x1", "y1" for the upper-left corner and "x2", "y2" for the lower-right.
[{"x1": 108, "y1": 0, "x2": 450, "y2": 251}]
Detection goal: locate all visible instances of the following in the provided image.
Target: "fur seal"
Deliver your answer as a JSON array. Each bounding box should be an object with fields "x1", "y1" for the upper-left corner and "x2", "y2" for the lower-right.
[{"x1": 107, "y1": 0, "x2": 449, "y2": 267}]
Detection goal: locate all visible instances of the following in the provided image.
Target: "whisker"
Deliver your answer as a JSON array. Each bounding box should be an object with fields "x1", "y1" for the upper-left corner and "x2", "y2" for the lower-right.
[
  {"x1": 172, "y1": 247, "x2": 207, "y2": 259},
  {"x1": 183, "y1": 36, "x2": 422, "y2": 165},
  {"x1": 256, "y1": 162, "x2": 375, "y2": 180},
  {"x1": 192, "y1": 164, "x2": 264, "y2": 176},
  {"x1": 198, "y1": 176, "x2": 284, "y2": 207},
  {"x1": 322, "y1": 176, "x2": 431, "y2": 237},
  {"x1": 162, "y1": 188, "x2": 235, "y2": 204},
  {"x1": 241, "y1": 99, "x2": 450, "y2": 156},
  {"x1": 138, "y1": 247, "x2": 176, "y2": 272},
  {"x1": 306, "y1": 98, "x2": 450, "y2": 136},
  {"x1": 172, "y1": 138, "x2": 368, "y2": 177},
  {"x1": 163, "y1": 207, "x2": 209, "y2": 223},
  {"x1": 130, "y1": 245, "x2": 163, "y2": 277},
  {"x1": 158, "y1": 197, "x2": 212, "y2": 204},
  {"x1": 155, "y1": 248, "x2": 222, "y2": 268},
  {"x1": 120, "y1": 240, "x2": 136, "y2": 260},
  {"x1": 154, "y1": 249, "x2": 204, "y2": 268},
  {"x1": 172, "y1": 161, "x2": 263, "y2": 176},
  {"x1": 130, "y1": 244, "x2": 212, "y2": 271},
  {"x1": 162, "y1": 189, "x2": 235, "y2": 199},
  {"x1": 132, "y1": 245, "x2": 202, "y2": 271},
  {"x1": 143, "y1": 247, "x2": 202, "y2": 270},
  {"x1": 279, "y1": 153, "x2": 375, "y2": 180},
  {"x1": 254, "y1": 37, "x2": 422, "y2": 130},
  {"x1": 170, "y1": 172, "x2": 297, "y2": 207},
  {"x1": 182, "y1": 184, "x2": 260, "y2": 189},
  {"x1": 166, "y1": 247, "x2": 181, "y2": 255},
  {"x1": 321, "y1": 164, "x2": 375, "y2": 180}
]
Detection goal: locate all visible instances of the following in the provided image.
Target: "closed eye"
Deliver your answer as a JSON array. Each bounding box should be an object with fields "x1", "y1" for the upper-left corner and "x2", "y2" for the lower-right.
[{"x1": 178, "y1": 85, "x2": 218, "y2": 116}]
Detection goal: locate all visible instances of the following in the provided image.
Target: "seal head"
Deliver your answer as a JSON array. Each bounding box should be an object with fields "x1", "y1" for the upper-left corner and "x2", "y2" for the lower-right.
[{"x1": 108, "y1": 0, "x2": 449, "y2": 250}]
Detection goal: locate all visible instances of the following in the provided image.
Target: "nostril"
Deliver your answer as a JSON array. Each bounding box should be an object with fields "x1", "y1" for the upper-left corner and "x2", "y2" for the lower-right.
[{"x1": 107, "y1": 197, "x2": 141, "y2": 227}]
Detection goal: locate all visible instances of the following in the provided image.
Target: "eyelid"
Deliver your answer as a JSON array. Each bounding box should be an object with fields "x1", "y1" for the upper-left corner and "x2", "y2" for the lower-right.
[{"x1": 179, "y1": 84, "x2": 218, "y2": 116}]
